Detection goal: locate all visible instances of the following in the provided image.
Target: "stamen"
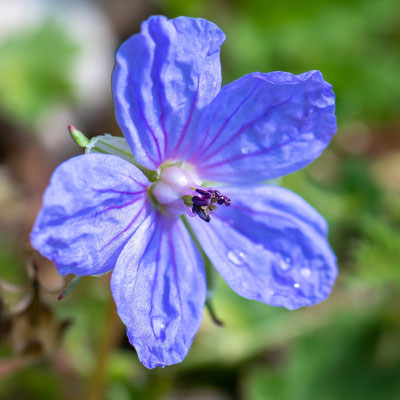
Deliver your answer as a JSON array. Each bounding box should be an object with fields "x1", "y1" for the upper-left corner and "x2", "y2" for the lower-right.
[
  {"x1": 195, "y1": 188, "x2": 212, "y2": 198},
  {"x1": 189, "y1": 187, "x2": 231, "y2": 222},
  {"x1": 192, "y1": 204, "x2": 211, "y2": 222},
  {"x1": 192, "y1": 196, "x2": 209, "y2": 206}
]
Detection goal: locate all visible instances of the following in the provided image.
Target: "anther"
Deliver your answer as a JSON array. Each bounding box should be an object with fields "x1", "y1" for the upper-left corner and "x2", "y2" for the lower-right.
[
  {"x1": 192, "y1": 196, "x2": 209, "y2": 206},
  {"x1": 195, "y1": 188, "x2": 212, "y2": 198},
  {"x1": 190, "y1": 187, "x2": 231, "y2": 222},
  {"x1": 192, "y1": 204, "x2": 211, "y2": 222}
]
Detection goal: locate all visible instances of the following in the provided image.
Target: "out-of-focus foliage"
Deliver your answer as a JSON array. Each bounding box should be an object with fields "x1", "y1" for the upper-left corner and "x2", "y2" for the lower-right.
[
  {"x1": 0, "y1": 19, "x2": 78, "y2": 125},
  {"x1": 1, "y1": 0, "x2": 400, "y2": 399},
  {"x1": 355, "y1": 218, "x2": 400, "y2": 286},
  {"x1": 161, "y1": 0, "x2": 400, "y2": 123},
  {"x1": 243, "y1": 302, "x2": 400, "y2": 400}
]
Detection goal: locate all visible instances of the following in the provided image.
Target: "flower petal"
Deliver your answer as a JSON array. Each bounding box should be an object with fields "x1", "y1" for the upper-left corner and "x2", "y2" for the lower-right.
[
  {"x1": 30, "y1": 154, "x2": 150, "y2": 276},
  {"x1": 187, "y1": 184, "x2": 337, "y2": 310},
  {"x1": 113, "y1": 16, "x2": 226, "y2": 169},
  {"x1": 111, "y1": 212, "x2": 206, "y2": 369},
  {"x1": 189, "y1": 71, "x2": 336, "y2": 183}
]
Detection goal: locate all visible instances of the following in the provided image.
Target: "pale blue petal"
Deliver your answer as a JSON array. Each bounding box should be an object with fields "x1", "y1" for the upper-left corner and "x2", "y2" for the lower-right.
[
  {"x1": 30, "y1": 154, "x2": 150, "y2": 276},
  {"x1": 113, "y1": 16, "x2": 225, "y2": 169},
  {"x1": 188, "y1": 184, "x2": 337, "y2": 310},
  {"x1": 111, "y1": 212, "x2": 206, "y2": 369},
  {"x1": 188, "y1": 71, "x2": 336, "y2": 183}
]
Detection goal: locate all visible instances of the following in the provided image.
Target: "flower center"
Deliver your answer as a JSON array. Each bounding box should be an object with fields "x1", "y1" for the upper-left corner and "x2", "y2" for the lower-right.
[{"x1": 150, "y1": 165, "x2": 231, "y2": 222}]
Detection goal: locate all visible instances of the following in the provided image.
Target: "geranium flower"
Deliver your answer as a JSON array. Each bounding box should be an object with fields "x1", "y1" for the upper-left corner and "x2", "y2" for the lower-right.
[{"x1": 31, "y1": 16, "x2": 337, "y2": 369}]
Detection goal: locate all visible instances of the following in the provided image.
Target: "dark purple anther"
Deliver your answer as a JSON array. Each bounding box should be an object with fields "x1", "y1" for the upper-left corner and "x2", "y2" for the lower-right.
[
  {"x1": 206, "y1": 189, "x2": 221, "y2": 198},
  {"x1": 192, "y1": 205, "x2": 210, "y2": 222},
  {"x1": 195, "y1": 188, "x2": 212, "y2": 198},
  {"x1": 191, "y1": 187, "x2": 231, "y2": 222},
  {"x1": 192, "y1": 196, "x2": 210, "y2": 206}
]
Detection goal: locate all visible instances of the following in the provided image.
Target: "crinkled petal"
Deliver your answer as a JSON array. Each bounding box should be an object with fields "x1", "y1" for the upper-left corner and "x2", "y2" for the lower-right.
[
  {"x1": 188, "y1": 71, "x2": 336, "y2": 183},
  {"x1": 113, "y1": 15, "x2": 226, "y2": 170},
  {"x1": 111, "y1": 212, "x2": 206, "y2": 369},
  {"x1": 30, "y1": 154, "x2": 150, "y2": 276},
  {"x1": 187, "y1": 184, "x2": 337, "y2": 310}
]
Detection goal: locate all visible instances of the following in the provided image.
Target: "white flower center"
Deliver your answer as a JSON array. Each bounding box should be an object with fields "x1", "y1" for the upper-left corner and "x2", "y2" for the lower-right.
[{"x1": 152, "y1": 165, "x2": 201, "y2": 205}]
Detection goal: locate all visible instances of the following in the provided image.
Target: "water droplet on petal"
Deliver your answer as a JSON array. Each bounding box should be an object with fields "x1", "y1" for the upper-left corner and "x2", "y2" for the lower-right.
[
  {"x1": 151, "y1": 316, "x2": 166, "y2": 340},
  {"x1": 227, "y1": 249, "x2": 246, "y2": 266},
  {"x1": 301, "y1": 268, "x2": 311, "y2": 278},
  {"x1": 279, "y1": 258, "x2": 291, "y2": 271},
  {"x1": 307, "y1": 107, "x2": 317, "y2": 119}
]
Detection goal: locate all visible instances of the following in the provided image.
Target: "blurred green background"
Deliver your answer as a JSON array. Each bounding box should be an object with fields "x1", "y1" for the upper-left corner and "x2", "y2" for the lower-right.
[{"x1": 1, "y1": 0, "x2": 400, "y2": 399}]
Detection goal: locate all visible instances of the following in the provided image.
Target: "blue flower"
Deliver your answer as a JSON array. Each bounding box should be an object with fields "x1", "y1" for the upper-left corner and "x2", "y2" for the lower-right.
[{"x1": 31, "y1": 16, "x2": 337, "y2": 369}]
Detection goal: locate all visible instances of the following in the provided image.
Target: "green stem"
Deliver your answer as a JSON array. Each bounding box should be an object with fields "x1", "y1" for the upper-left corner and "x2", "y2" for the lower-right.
[{"x1": 57, "y1": 276, "x2": 82, "y2": 300}]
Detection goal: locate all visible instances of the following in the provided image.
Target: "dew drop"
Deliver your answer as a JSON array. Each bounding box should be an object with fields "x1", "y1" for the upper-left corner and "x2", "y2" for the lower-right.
[
  {"x1": 301, "y1": 268, "x2": 311, "y2": 278},
  {"x1": 279, "y1": 257, "x2": 291, "y2": 271},
  {"x1": 151, "y1": 316, "x2": 166, "y2": 340},
  {"x1": 307, "y1": 107, "x2": 317, "y2": 119},
  {"x1": 227, "y1": 249, "x2": 246, "y2": 266}
]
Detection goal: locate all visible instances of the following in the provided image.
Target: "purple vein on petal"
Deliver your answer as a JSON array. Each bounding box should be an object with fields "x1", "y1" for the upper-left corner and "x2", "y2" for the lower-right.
[
  {"x1": 201, "y1": 140, "x2": 291, "y2": 170},
  {"x1": 215, "y1": 207, "x2": 308, "y2": 255},
  {"x1": 151, "y1": 50, "x2": 169, "y2": 160},
  {"x1": 147, "y1": 20, "x2": 171, "y2": 161},
  {"x1": 149, "y1": 216, "x2": 164, "y2": 335},
  {"x1": 120, "y1": 215, "x2": 161, "y2": 343},
  {"x1": 124, "y1": 72, "x2": 160, "y2": 168},
  {"x1": 171, "y1": 76, "x2": 200, "y2": 160},
  {"x1": 226, "y1": 203, "x2": 304, "y2": 228},
  {"x1": 197, "y1": 97, "x2": 292, "y2": 165},
  {"x1": 193, "y1": 80, "x2": 262, "y2": 162},
  {"x1": 137, "y1": 214, "x2": 161, "y2": 308},
  {"x1": 207, "y1": 217, "x2": 253, "y2": 273},
  {"x1": 157, "y1": 88, "x2": 169, "y2": 159},
  {"x1": 136, "y1": 95, "x2": 163, "y2": 166},
  {"x1": 168, "y1": 221, "x2": 183, "y2": 324},
  {"x1": 94, "y1": 195, "x2": 145, "y2": 218},
  {"x1": 214, "y1": 212, "x2": 335, "y2": 300},
  {"x1": 122, "y1": 175, "x2": 148, "y2": 189},
  {"x1": 187, "y1": 102, "x2": 219, "y2": 163},
  {"x1": 100, "y1": 200, "x2": 148, "y2": 251},
  {"x1": 92, "y1": 188, "x2": 147, "y2": 196}
]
